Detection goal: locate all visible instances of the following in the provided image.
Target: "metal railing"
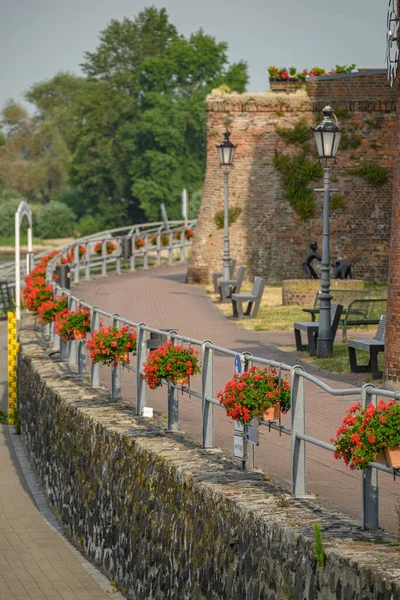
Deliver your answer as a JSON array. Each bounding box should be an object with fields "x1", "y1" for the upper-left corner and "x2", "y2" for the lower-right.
[
  {"x1": 36, "y1": 242, "x2": 400, "y2": 533},
  {"x1": 0, "y1": 219, "x2": 196, "y2": 283}
]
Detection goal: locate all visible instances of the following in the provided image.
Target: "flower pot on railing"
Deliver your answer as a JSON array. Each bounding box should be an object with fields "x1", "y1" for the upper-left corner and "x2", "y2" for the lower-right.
[
  {"x1": 217, "y1": 367, "x2": 290, "y2": 426},
  {"x1": 262, "y1": 402, "x2": 281, "y2": 421},
  {"x1": 332, "y1": 400, "x2": 400, "y2": 470},
  {"x1": 376, "y1": 446, "x2": 400, "y2": 469},
  {"x1": 142, "y1": 342, "x2": 200, "y2": 390},
  {"x1": 73, "y1": 329, "x2": 87, "y2": 341}
]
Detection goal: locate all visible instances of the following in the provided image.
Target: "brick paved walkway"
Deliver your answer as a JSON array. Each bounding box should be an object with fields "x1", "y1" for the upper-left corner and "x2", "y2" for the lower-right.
[
  {"x1": 76, "y1": 263, "x2": 400, "y2": 534},
  {"x1": 0, "y1": 322, "x2": 125, "y2": 600}
]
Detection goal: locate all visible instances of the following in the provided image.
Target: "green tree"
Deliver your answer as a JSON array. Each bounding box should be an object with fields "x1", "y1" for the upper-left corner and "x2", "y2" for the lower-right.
[{"x1": 36, "y1": 201, "x2": 77, "y2": 239}]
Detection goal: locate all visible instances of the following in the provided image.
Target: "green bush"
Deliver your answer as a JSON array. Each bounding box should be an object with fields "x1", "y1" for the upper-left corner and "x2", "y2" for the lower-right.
[
  {"x1": 214, "y1": 205, "x2": 242, "y2": 229},
  {"x1": 77, "y1": 214, "x2": 104, "y2": 236},
  {"x1": 348, "y1": 162, "x2": 388, "y2": 185},
  {"x1": 36, "y1": 202, "x2": 77, "y2": 239}
]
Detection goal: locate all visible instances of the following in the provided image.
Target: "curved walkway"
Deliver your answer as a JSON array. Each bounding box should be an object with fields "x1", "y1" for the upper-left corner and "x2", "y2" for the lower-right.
[
  {"x1": 0, "y1": 323, "x2": 126, "y2": 600},
  {"x1": 76, "y1": 263, "x2": 400, "y2": 534}
]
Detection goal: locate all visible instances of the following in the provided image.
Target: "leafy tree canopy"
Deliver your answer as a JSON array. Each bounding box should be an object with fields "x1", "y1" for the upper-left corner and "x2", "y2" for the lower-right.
[{"x1": 1, "y1": 6, "x2": 248, "y2": 227}]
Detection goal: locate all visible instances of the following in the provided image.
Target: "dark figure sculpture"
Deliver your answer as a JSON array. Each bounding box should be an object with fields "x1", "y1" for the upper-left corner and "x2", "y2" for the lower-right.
[
  {"x1": 302, "y1": 241, "x2": 322, "y2": 279},
  {"x1": 332, "y1": 258, "x2": 352, "y2": 279}
]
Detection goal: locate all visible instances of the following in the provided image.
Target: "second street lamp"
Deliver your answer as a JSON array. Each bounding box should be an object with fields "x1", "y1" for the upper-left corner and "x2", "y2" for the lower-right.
[
  {"x1": 217, "y1": 130, "x2": 236, "y2": 281},
  {"x1": 312, "y1": 106, "x2": 342, "y2": 358}
]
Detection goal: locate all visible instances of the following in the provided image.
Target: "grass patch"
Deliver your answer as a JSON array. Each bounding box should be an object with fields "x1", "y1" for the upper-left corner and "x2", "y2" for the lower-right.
[{"x1": 279, "y1": 341, "x2": 383, "y2": 377}]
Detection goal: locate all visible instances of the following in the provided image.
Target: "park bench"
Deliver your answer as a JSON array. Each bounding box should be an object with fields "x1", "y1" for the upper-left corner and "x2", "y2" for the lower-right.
[
  {"x1": 231, "y1": 276, "x2": 266, "y2": 318},
  {"x1": 340, "y1": 298, "x2": 387, "y2": 342},
  {"x1": 0, "y1": 280, "x2": 14, "y2": 318},
  {"x1": 219, "y1": 265, "x2": 246, "y2": 303},
  {"x1": 213, "y1": 259, "x2": 236, "y2": 294},
  {"x1": 294, "y1": 303, "x2": 343, "y2": 357},
  {"x1": 347, "y1": 315, "x2": 386, "y2": 380}
]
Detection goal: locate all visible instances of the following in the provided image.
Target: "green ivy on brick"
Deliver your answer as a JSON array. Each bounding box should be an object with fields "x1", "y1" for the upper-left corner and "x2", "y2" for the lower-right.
[{"x1": 347, "y1": 162, "x2": 388, "y2": 185}]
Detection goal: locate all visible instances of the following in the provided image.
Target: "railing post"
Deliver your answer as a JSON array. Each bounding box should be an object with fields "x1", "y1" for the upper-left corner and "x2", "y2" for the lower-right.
[
  {"x1": 130, "y1": 237, "x2": 136, "y2": 272},
  {"x1": 90, "y1": 308, "x2": 101, "y2": 388},
  {"x1": 74, "y1": 244, "x2": 80, "y2": 283},
  {"x1": 168, "y1": 236, "x2": 173, "y2": 265},
  {"x1": 180, "y1": 231, "x2": 185, "y2": 262},
  {"x1": 291, "y1": 365, "x2": 307, "y2": 497},
  {"x1": 167, "y1": 330, "x2": 179, "y2": 431},
  {"x1": 110, "y1": 315, "x2": 121, "y2": 399},
  {"x1": 143, "y1": 237, "x2": 149, "y2": 270},
  {"x1": 156, "y1": 235, "x2": 161, "y2": 266},
  {"x1": 116, "y1": 239, "x2": 121, "y2": 275},
  {"x1": 68, "y1": 296, "x2": 78, "y2": 367},
  {"x1": 136, "y1": 324, "x2": 147, "y2": 415},
  {"x1": 77, "y1": 302, "x2": 87, "y2": 377},
  {"x1": 85, "y1": 242, "x2": 91, "y2": 280},
  {"x1": 361, "y1": 384, "x2": 379, "y2": 530},
  {"x1": 102, "y1": 240, "x2": 107, "y2": 277},
  {"x1": 201, "y1": 340, "x2": 214, "y2": 448}
]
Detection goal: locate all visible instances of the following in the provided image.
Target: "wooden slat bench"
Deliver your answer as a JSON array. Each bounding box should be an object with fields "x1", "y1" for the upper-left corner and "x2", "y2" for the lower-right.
[
  {"x1": 213, "y1": 259, "x2": 236, "y2": 294},
  {"x1": 231, "y1": 277, "x2": 266, "y2": 318},
  {"x1": 348, "y1": 315, "x2": 386, "y2": 380},
  {"x1": 294, "y1": 303, "x2": 344, "y2": 357},
  {"x1": 219, "y1": 265, "x2": 246, "y2": 303}
]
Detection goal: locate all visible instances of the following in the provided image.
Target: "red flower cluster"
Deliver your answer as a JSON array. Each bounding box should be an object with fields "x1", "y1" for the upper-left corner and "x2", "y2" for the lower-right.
[
  {"x1": 37, "y1": 296, "x2": 68, "y2": 325},
  {"x1": 135, "y1": 237, "x2": 146, "y2": 250},
  {"x1": 217, "y1": 366, "x2": 291, "y2": 426},
  {"x1": 94, "y1": 241, "x2": 117, "y2": 255},
  {"x1": 22, "y1": 251, "x2": 61, "y2": 313},
  {"x1": 55, "y1": 308, "x2": 91, "y2": 341},
  {"x1": 150, "y1": 233, "x2": 170, "y2": 247},
  {"x1": 332, "y1": 399, "x2": 400, "y2": 470},
  {"x1": 86, "y1": 325, "x2": 137, "y2": 367},
  {"x1": 173, "y1": 228, "x2": 194, "y2": 241},
  {"x1": 142, "y1": 341, "x2": 200, "y2": 389}
]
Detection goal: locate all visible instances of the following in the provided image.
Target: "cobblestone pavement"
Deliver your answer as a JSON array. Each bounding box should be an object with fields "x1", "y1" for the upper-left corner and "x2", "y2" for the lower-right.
[
  {"x1": 0, "y1": 322, "x2": 126, "y2": 600},
  {"x1": 75, "y1": 263, "x2": 400, "y2": 534}
]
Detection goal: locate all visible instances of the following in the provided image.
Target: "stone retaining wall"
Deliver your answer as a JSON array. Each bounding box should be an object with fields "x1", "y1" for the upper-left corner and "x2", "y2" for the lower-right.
[{"x1": 17, "y1": 316, "x2": 400, "y2": 600}]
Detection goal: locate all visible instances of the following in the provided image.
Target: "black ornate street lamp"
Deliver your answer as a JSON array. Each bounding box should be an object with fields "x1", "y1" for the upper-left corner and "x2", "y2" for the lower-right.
[
  {"x1": 217, "y1": 130, "x2": 236, "y2": 281},
  {"x1": 312, "y1": 106, "x2": 342, "y2": 358}
]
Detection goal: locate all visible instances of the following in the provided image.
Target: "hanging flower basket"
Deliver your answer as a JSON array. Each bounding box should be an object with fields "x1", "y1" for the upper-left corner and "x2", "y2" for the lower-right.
[
  {"x1": 150, "y1": 233, "x2": 170, "y2": 247},
  {"x1": 173, "y1": 228, "x2": 194, "y2": 241},
  {"x1": 94, "y1": 241, "x2": 117, "y2": 255},
  {"x1": 135, "y1": 237, "x2": 146, "y2": 250},
  {"x1": 55, "y1": 308, "x2": 91, "y2": 341},
  {"x1": 217, "y1": 367, "x2": 291, "y2": 426},
  {"x1": 86, "y1": 325, "x2": 137, "y2": 367},
  {"x1": 37, "y1": 296, "x2": 68, "y2": 324},
  {"x1": 332, "y1": 399, "x2": 400, "y2": 470},
  {"x1": 143, "y1": 341, "x2": 200, "y2": 389}
]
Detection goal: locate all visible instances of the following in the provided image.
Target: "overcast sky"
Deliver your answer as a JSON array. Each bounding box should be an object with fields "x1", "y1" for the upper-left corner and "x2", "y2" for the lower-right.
[{"x1": 0, "y1": 0, "x2": 386, "y2": 112}]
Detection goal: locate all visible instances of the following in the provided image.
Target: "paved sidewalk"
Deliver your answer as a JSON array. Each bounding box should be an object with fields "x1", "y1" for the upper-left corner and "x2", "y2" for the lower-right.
[
  {"x1": 76, "y1": 263, "x2": 400, "y2": 534},
  {"x1": 0, "y1": 322, "x2": 125, "y2": 600}
]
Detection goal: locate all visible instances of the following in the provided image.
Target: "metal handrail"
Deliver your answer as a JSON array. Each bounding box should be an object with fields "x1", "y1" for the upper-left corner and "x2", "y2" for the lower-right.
[{"x1": 34, "y1": 238, "x2": 398, "y2": 533}]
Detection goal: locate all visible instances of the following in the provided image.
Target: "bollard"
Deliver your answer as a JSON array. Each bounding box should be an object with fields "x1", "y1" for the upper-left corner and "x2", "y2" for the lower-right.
[{"x1": 7, "y1": 312, "x2": 19, "y2": 425}]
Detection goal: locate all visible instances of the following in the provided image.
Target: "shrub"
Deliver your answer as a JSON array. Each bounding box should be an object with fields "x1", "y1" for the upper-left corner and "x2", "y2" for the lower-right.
[
  {"x1": 77, "y1": 214, "x2": 104, "y2": 236},
  {"x1": 36, "y1": 202, "x2": 77, "y2": 239},
  {"x1": 214, "y1": 205, "x2": 242, "y2": 229}
]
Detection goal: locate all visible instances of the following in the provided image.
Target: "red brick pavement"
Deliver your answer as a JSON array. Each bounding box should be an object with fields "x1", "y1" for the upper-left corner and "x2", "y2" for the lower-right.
[{"x1": 76, "y1": 264, "x2": 400, "y2": 534}]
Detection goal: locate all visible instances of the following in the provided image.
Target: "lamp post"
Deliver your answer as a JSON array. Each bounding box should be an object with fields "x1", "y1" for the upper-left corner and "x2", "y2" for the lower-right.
[
  {"x1": 217, "y1": 130, "x2": 236, "y2": 281},
  {"x1": 312, "y1": 106, "x2": 342, "y2": 358}
]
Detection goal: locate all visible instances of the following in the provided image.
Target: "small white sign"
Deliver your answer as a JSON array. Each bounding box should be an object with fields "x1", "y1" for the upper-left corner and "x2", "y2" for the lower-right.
[
  {"x1": 246, "y1": 417, "x2": 259, "y2": 446},
  {"x1": 233, "y1": 434, "x2": 244, "y2": 459},
  {"x1": 234, "y1": 420, "x2": 244, "y2": 433}
]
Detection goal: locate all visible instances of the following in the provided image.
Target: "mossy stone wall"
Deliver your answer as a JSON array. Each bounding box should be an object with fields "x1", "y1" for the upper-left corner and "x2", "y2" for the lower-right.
[{"x1": 17, "y1": 316, "x2": 400, "y2": 599}]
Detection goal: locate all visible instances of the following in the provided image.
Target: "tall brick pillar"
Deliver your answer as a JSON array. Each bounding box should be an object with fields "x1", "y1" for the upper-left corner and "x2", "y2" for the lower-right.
[{"x1": 383, "y1": 8, "x2": 400, "y2": 389}]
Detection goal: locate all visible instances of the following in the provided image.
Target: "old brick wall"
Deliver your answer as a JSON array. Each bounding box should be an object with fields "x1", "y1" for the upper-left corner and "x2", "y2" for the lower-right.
[
  {"x1": 187, "y1": 71, "x2": 395, "y2": 284},
  {"x1": 17, "y1": 315, "x2": 400, "y2": 600}
]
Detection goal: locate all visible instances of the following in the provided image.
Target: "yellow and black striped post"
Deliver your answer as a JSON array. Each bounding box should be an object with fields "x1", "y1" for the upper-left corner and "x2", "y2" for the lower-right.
[{"x1": 8, "y1": 312, "x2": 18, "y2": 425}]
